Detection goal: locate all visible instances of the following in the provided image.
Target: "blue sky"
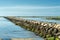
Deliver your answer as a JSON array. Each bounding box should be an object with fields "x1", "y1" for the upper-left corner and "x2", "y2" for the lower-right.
[{"x1": 0, "y1": 0, "x2": 60, "y2": 16}]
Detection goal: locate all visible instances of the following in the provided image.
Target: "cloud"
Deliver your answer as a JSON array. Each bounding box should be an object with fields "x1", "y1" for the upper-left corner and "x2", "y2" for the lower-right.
[
  {"x1": 0, "y1": 6, "x2": 60, "y2": 16},
  {"x1": 0, "y1": 6, "x2": 60, "y2": 9}
]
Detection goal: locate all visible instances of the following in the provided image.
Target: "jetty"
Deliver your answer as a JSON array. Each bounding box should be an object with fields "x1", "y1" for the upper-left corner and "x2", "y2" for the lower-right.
[{"x1": 4, "y1": 16, "x2": 60, "y2": 40}]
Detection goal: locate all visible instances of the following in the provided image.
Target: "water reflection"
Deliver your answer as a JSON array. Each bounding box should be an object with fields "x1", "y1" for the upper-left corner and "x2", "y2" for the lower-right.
[{"x1": 0, "y1": 17, "x2": 44, "y2": 40}]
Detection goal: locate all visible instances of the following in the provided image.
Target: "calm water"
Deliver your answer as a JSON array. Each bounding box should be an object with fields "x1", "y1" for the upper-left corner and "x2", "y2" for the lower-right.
[
  {"x1": 0, "y1": 17, "x2": 44, "y2": 40},
  {"x1": 24, "y1": 18, "x2": 60, "y2": 24}
]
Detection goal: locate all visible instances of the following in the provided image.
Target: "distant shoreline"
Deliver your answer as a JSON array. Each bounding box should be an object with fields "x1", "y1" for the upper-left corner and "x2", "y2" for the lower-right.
[{"x1": 16, "y1": 16, "x2": 60, "y2": 20}]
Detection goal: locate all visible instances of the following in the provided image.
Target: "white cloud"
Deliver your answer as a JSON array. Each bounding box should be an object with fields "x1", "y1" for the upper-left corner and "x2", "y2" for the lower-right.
[
  {"x1": 0, "y1": 6, "x2": 60, "y2": 9},
  {"x1": 0, "y1": 6, "x2": 60, "y2": 16}
]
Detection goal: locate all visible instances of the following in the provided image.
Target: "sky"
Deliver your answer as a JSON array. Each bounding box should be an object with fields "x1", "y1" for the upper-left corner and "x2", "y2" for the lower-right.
[{"x1": 0, "y1": 0, "x2": 60, "y2": 16}]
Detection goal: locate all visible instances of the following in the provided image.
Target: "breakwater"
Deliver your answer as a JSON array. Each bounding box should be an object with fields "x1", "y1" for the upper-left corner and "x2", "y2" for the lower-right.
[{"x1": 4, "y1": 17, "x2": 60, "y2": 40}]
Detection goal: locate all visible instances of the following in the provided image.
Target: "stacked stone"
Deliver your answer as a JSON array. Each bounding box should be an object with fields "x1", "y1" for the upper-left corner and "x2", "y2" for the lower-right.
[{"x1": 4, "y1": 17, "x2": 60, "y2": 40}]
